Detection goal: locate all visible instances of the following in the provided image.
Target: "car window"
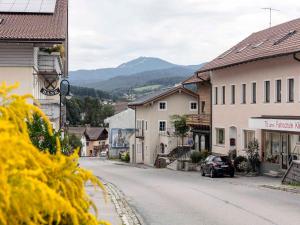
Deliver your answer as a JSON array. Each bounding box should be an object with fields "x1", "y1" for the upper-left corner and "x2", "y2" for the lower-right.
[
  {"x1": 213, "y1": 156, "x2": 222, "y2": 162},
  {"x1": 205, "y1": 156, "x2": 213, "y2": 162}
]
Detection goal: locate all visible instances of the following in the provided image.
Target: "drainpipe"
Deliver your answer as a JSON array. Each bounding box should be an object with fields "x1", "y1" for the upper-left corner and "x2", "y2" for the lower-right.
[
  {"x1": 209, "y1": 71, "x2": 213, "y2": 153},
  {"x1": 134, "y1": 106, "x2": 137, "y2": 164}
]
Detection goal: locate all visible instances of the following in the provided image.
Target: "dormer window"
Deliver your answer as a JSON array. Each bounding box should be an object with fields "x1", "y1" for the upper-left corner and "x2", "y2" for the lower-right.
[
  {"x1": 158, "y1": 101, "x2": 167, "y2": 111},
  {"x1": 273, "y1": 30, "x2": 297, "y2": 45}
]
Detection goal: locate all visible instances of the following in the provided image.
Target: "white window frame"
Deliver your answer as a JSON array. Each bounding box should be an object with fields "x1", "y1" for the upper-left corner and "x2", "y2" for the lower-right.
[
  {"x1": 274, "y1": 78, "x2": 282, "y2": 103},
  {"x1": 263, "y1": 80, "x2": 271, "y2": 103},
  {"x1": 242, "y1": 129, "x2": 256, "y2": 150},
  {"x1": 286, "y1": 77, "x2": 295, "y2": 103},
  {"x1": 158, "y1": 120, "x2": 167, "y2": 132},
  {"x1": 221, "y1": 85, "x2": 226, "y2": 105},
  {"x1": 190, "y1": 101, "x2": 198, "y2": 111},
  {"x1": 241, "y1": 83, "x2": 247, "y2": 104},
  {"x1": 158, "y1": 101, "x2": 167, "y2": 111},
  {"x1": 231, "y1": 84, "x2": 236, "y2": 105},
  {"x1": 215, "y1": 127, "x2": 225, "y2": 146},
  {"x1": 251, "y1": 81, "x2": 257, "y2": 104},
  {"x1": 214, "y1": 86, "x2": 218, "y2": 105}
]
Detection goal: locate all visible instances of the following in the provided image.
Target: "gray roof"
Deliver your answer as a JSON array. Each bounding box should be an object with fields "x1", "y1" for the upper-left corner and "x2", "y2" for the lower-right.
[{"x1": 128, "y1": 85, "x2": 198, "y2": 107}]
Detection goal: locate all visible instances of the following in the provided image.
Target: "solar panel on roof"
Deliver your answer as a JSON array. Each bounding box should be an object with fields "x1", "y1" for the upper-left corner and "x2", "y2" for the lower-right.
[{"x1": 0, "y1": 0, "x2": 57, "y2": 14}]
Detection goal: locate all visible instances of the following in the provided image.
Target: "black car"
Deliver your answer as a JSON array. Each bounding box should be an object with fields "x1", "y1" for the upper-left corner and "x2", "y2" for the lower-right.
[{"x1": 201, "y1": 155, "x2": 235, "y2": 178}]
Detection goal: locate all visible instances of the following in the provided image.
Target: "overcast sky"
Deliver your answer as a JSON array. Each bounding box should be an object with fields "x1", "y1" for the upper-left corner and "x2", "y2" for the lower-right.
[{"x1": 69, "y1": 0, "x2": 300, "y2": 70}]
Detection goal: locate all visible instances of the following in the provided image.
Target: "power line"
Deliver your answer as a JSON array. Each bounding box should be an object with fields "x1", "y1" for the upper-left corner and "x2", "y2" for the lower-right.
[{"x1": 261, "y1": 7, "x2": 280, "y2": 27}]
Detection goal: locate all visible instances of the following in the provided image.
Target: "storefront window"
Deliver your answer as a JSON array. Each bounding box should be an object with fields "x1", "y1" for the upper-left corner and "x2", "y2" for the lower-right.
[{"x1": 265, "y1": 132, "x2": 280, "y2": 164}]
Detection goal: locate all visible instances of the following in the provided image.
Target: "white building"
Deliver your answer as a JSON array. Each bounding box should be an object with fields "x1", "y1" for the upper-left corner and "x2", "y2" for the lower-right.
[
  {"x1": 0, "y1": 0, "x2": 68, "y2": 130},
  {"x1": 105, "y1": 108, "x2": 135, "y2": 158},
  {"x1": 129, "y1": 86, "x2": 199, "y2": 165}
]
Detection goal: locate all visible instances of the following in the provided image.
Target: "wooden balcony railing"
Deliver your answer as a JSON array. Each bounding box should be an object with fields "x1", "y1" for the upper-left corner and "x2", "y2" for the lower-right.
[{"x1": 186, "y1": 114, "x2": 210, "y2": 126}]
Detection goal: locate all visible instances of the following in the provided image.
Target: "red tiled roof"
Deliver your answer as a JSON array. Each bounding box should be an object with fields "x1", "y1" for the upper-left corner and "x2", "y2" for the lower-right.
[
  {"x1": 0, "y1": 0, "x2": 67, "y2": 42},
  {"x1": 182, "y1": 73, "x2": 210, "y2": 85},
  {"x1": 198, "y1": 18, "x2": 300, "y2": 73}
]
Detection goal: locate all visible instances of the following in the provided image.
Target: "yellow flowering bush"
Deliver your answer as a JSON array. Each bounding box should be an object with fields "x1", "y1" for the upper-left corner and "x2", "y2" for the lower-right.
[{"x1": 0, "y1": 83, "x2": 111, "y2": 225}]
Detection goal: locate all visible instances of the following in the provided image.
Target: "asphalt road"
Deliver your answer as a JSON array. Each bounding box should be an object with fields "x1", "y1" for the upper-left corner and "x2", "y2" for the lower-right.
[{"x1": 80, "y1": 158, "x2": 300, "y2": 225}]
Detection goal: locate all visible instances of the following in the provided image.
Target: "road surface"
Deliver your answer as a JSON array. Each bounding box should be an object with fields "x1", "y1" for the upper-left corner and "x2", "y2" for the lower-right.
[{"x1": 80, "y1": 158, "x2": 300, "y2": 225}]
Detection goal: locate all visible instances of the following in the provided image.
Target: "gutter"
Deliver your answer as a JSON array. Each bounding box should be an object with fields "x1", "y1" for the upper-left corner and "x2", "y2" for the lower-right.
[
  {"x1": 293, "y1": 53, "x2": 300, "y2": 62},
  {"x1": 197, "y1": 50, "x2": 300, "y2": 73}
]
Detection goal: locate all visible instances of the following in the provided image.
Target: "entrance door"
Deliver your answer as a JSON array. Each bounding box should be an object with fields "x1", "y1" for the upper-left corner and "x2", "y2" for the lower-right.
[{"x1": 281, "y1": 133, "x2": 288, "y2": 170}]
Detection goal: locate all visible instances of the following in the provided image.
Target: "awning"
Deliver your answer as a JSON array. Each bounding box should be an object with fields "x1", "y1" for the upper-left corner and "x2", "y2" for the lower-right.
[{"x1": 249, "y1": 116, "x2": 300, "y2": 132}]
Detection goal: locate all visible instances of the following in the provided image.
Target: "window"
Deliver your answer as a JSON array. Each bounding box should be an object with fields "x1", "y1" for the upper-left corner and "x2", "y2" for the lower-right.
[
  {"x1": 241, "y1": 84, "x2": 246, "y2": 104},
  {"x1": 275, "y1": 79, "x2": 281, "y2": 103},
  {"x1": 216, "y1": 128, "x2": 225, "y2": 145},
  {"x1": 264, "y1": 81, "x2": 270, "y2": 103},
  {"x1": 201, "y1": 101, "x2": 205, "y2": 113},
  {"x1": 244, "y1": 130, "x2": 255, "y2": 149},
  {"x1": 251, "y1": 82, "x2": 256, "y2": 104},
  {"x1": 273, "y1": 30, "x2": 297, "y2": 45},
  {"x1": 145, "y1": 121, "x2": 148, "y2": 131},
  {"x1": 221, "y1": 86, "x2": 226, "y2": 104},
  {"x1": 159, "y1": 101, "x2": 167, "y2": 110},
  {"x1": 231, "y1": 85, "x2": 235, "y2": 104},
  {"x1": 287, "y1": 78, "x2": 294, "y2": 102},
  {"x1": 159, "y1": 121, "x2": 166, "y2": 132},
  {"x1": 190, "y1": 101, "x2": 198, "y2": 111},
  {"x1": 214, "y1": 87, "x2": 218, "y2": 105}
]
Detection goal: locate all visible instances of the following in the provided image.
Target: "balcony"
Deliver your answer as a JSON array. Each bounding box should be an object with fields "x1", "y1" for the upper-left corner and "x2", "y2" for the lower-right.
[
  {"x1": 37, "y1": 52, "x2": 63, "y2": 75},
  {"x1": 186, "y1": 114, "x2": 210, "y2": 126}
]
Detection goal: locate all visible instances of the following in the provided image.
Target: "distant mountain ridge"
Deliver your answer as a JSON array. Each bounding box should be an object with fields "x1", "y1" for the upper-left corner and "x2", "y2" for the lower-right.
[{"x1": 69, "y1": 57, "x2": 204, "y2": 93}]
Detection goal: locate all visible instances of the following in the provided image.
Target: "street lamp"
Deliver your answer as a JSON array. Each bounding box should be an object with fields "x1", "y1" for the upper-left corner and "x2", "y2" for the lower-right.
[{"x1": 59, "y1": 79, "x2": 72, "y2": 130}]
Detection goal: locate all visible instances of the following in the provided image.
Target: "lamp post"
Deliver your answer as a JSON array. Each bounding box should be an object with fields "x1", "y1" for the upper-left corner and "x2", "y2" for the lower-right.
[{"x1": 59, "y1": 79, "x2": 72, "y2": 130}]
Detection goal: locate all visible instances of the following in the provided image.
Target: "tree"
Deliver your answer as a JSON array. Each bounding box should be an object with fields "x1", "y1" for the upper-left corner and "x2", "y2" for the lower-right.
[{"x1": 170, "y1": 115, "x2": 189, "y2": 146}]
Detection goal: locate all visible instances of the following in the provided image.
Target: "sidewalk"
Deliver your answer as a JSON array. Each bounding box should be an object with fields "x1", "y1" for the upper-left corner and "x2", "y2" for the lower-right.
[{"x1": 85, "y1": 184, "x2": 123, "y2": 225}]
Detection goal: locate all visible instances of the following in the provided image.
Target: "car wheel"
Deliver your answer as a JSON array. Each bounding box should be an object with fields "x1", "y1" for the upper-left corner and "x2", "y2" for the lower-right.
[
  {"x1": 210, "y1": 169, "x2": 215, "y2": 178},
  {"x1": 201, "y1": 168, "x2": 205, "y2": 177}
]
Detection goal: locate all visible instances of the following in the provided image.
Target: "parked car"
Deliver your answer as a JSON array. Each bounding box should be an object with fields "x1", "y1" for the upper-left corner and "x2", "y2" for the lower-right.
[
  {"x1": 100, "y1": 150, "x2": 108, "y2": 158},
  {"x1": 201, "y1": 155, "x2": 235, "y2": 178}
]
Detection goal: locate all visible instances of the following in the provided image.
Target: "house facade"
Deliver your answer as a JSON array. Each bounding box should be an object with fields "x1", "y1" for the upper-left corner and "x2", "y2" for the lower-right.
[
  {"x1": 190, "y1": 18, "x2": 300, "y2": 173},
  {"x1": 84, "y1": 127, "x2": 108, "y2": 157},
  {"x1": 104, "y1": 108, "x2": 135, "y2": 158},
  {"x1": 128, "y1": 85, "x2": 199, "y2": 165},
  {"x1": 68, "y1": 127, "x2": 87, "y2": 156},
  {"x1": 0, "y1": 0, "x2": 68, "y2": 130}
]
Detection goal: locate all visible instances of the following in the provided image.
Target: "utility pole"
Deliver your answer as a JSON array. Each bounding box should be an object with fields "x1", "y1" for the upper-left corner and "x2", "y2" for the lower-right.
[{"x1": 262, "y1": 7, "x2": 280, "y2": 27}]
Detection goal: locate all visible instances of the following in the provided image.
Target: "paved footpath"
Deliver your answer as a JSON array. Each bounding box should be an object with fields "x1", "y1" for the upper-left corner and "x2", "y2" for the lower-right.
[{"x1": 81, "y1": 158, "x2": 300, "y2": 225}]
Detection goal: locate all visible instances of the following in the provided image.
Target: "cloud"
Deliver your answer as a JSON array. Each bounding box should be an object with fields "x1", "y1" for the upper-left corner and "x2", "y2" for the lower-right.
[{"x1": 69, "y1": 0, "x2": 300, "y2": 70}]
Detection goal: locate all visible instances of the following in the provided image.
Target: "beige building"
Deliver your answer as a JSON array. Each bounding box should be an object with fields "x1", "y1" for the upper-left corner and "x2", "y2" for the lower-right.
[
  {"x1": 0, "y1": 0, "x2": 68, "y2": 130},
  {"x1": 84, "y1": 128, "x2": 109, "y2": 157},
  {"x1": 188, "y1": 18, "x2": 300, "y2": 173},
  {"x1": 129, "y1": 86, "x2": 199, "y2": 165}
]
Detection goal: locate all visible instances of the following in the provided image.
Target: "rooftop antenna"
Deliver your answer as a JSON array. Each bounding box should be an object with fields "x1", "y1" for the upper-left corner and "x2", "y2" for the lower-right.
[{"x1": 262, "y1": 7, "x2": 280, "y2": 28}]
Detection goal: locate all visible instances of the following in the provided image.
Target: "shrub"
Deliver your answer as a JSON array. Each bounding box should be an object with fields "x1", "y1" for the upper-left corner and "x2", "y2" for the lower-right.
[
  {"x1": 234, "y1": 156, "x2": 247, "y2": 172},
  {"x1": 121, "y1": 151, "x2": 130, "y2": 163},
  {"x1": 246, "y1": 139, "x2": 261, "y2": 173},
  {"x1": 0, "y1": 83, "x2": 110, "y2": 225},
  {"x1": 190, "y1": 151, "x2": 202, "y2": 164},
  {"x1": 200, "y1": 150, "x2": 209, "y2": 159}
]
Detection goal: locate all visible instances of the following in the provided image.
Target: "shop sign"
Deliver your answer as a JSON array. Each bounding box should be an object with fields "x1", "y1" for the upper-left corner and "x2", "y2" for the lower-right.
[
  {"x1": 249, "y1": 118, "x2": 300, "y2": 132},
  {"x1": 40, "y1": 77, "x2": 60, "y2": 96}
]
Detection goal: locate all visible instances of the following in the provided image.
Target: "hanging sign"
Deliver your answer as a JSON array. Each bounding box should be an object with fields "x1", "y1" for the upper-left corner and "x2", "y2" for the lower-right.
[{"x1": 40, "y1": 77, "x2": 60, "y2": 96}]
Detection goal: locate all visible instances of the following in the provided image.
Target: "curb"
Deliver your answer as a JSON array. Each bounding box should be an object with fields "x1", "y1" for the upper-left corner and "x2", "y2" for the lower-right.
[
  {"x1": 260, "y1": 184, "x2": 300, "y2": 194},
  {"x1": 98, "y1": 177, "x2": 146, "y2": 225}
]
